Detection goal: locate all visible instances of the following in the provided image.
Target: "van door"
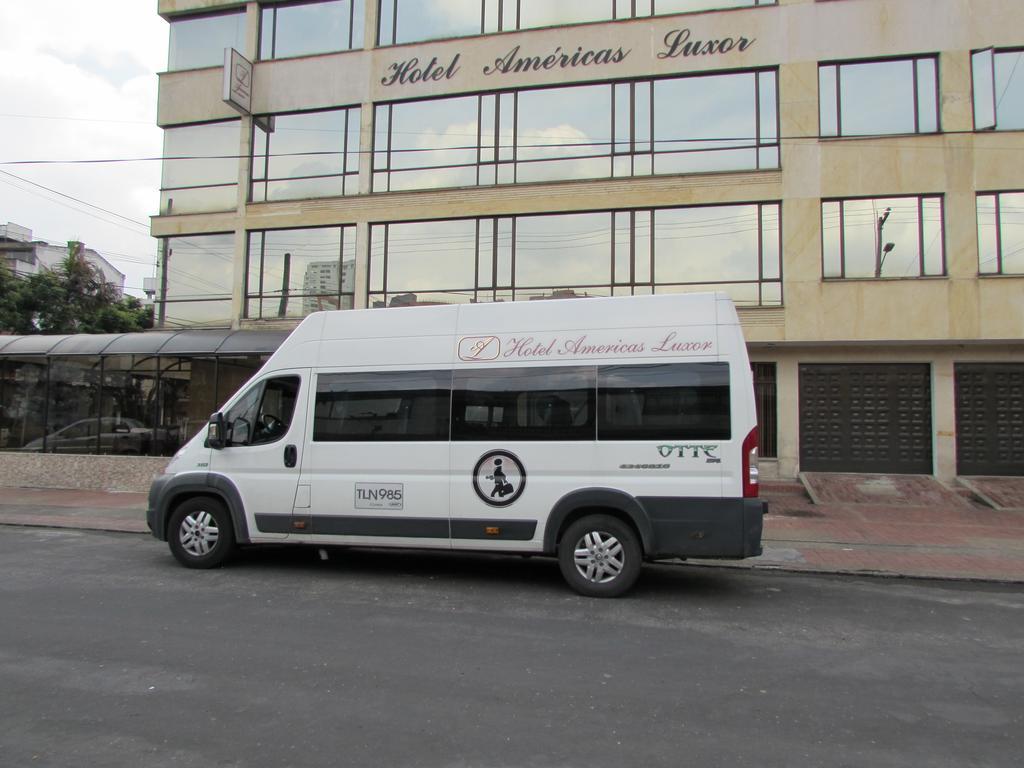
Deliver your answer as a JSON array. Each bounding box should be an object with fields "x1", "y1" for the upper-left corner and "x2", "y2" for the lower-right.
[
  {"x1": 208, "y1": 371, "x2": 308, "y2": 540},
  {"x1": 299, "y1": 369, "x2": 452, "y2": 548}
]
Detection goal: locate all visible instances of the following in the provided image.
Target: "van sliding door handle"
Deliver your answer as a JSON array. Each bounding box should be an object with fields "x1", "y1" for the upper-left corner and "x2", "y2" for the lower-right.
[{"x1": 283, "y1": 444, "x2": 297, "y2": 468}]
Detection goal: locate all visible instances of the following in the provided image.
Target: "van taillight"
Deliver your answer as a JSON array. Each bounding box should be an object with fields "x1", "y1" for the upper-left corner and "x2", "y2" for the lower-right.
[{"x1": 742, "y1": 427, "x2": 759, "y2": 498}]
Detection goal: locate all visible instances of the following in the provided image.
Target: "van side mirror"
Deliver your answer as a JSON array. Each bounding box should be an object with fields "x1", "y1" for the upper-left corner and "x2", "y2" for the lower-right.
[{"x1": 207, "y1": 413, "x2": 226, "y2": 450}]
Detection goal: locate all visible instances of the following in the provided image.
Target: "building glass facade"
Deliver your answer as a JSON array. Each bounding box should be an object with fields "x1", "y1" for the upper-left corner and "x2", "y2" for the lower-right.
[{"x1": 0, "y1": 334, "x2": 281, "y2": 456}]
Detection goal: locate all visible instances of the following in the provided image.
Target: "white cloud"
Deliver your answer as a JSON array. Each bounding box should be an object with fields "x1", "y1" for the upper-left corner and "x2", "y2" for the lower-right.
[{"x1": 0, "y1": 0, "x2": 168, "y2": 296}]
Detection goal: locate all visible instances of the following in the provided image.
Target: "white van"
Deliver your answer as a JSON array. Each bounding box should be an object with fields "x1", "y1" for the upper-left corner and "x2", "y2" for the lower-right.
[{"x1": 148, "y1": 292, "x2": 765, "y2": 597}]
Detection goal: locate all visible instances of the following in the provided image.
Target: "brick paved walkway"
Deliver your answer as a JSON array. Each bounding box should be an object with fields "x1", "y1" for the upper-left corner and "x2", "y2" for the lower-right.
[
  {"x1": 738, "y1": 477, "x2": 1024, "y2": 582},
  {"x1": 1, "y1": 476, "x2": 1023, "y2": 582}
]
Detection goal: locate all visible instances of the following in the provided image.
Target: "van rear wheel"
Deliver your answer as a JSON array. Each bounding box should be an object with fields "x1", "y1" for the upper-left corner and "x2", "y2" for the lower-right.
[
  {"x1": 558, "y1": 515, "x2": 641, "y2": 597},
  {"x1": 168, "y1": 497, "x2": 235, "y2": 569}
]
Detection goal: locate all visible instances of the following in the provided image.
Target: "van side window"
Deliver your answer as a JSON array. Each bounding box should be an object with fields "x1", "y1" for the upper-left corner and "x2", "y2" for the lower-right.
[
  {"x1": 314, "y1": 370, "x2": 451, "y2": 441},
  {"x1": 598, "y1": 363, "x2": 731, "y2": 440},
  {"x1": 253, "y1": 377, "x2": 300, "y2": 445},
  {"x1": 225, "y1": 376, "x2": 300, "y2": 446},
  {"x1": 453, "y1": 366, "x2": 595, "y2": 441}
]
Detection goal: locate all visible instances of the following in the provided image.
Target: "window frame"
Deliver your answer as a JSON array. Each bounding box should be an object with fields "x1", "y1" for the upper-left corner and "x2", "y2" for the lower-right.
[
  {"x1": 597, "y1": 362, "x2": 732, "y2": 441},
  {"x1": 158, "y1": 232, "x2": 237, "y2": 329},
  {"x1": 376, "y1": 0, "x2": 777, "y2": 47},
  {"x1": 368, "y1": 201, "x2": 783, "y2": 309},
  {"x1": 160, "y1": 119, "x2": 242, "y2": 216},
  {"x1": 249, "y1": 105, "x2": 362, "y2": 203},
  {"x1": 166, "y1": 9, "x2": 247, "y2": 72},
  {"x1": 452, "y1": 365, "x2": 597, "y2": 442},
  {"x1": 244, "y1": 225, "x2": 357, "y2": 321},
  {"x1": 976, "y1": 189, "x2": 1024, "y2": 276},
  {"x1": 224, "y1": 375, "x2": 301, "y2": 447},
  {"x1": 818, "y1": 54, "x2": 941, "y2": 138},
  {"x1": 971, "y1": 46, "x2": 1024, "y2": 132},
  {"x1": 313, "y1": 370, "x2": 452, "y2": 442},
  {"x1": 309, "y1": 362, "x2": 735, "y2": 444},
  {"x1": 820, "y1": 194, "x2": 947, "y2": 280},
  {"x1": 372, "y1": 68, "x2": 780, "y2": 193},
  {"x1": 259, "y1": 0, "x2": 363, "y2": 61}
]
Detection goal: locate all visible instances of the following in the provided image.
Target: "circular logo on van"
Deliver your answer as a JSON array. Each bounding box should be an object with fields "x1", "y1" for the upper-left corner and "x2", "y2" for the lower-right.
[{"x1": 473, "y1": 450, "x2": 526, "y2": 507}]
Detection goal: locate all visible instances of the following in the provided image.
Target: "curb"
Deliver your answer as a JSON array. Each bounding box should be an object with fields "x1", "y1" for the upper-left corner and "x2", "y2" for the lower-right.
[
  {"x1": 2, "y1": 517, "x2": 1020, "y2": 585},
  {"x1": 677, "y1": 558, "x2": 1024, "y2": 586},
  {"x1": 0, "y1": 518, "x2": 148, "y2": 535}
]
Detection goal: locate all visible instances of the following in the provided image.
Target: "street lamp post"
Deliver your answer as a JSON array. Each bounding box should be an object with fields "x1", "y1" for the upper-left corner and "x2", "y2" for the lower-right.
[{"x1": 875, "y1": 207, "x2": 892, "y2": 278}]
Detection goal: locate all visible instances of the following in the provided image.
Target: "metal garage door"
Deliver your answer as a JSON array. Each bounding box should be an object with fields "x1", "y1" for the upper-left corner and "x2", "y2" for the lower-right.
[
  {"x1": 955, "y1": 364, "x2": 1024, "y2": 476},
  {"x1": 800, "y1": 364, "x2": 933, "y2": 474}
]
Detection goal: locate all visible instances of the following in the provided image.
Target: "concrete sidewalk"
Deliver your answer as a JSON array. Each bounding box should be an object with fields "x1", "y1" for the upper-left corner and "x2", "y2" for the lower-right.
[
  {"x1": 726, "y1": 477, "x2": 1024, "y2": 583},
  {"x1": 0, "y1": 487, "x2": 149, "y2": 534},
  {"x1": 1, "y1": 477, "x2": 1022, "y2": 583}
]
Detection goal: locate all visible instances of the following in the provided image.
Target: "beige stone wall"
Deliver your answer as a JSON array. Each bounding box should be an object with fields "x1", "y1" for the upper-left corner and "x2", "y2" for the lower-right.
[{"x1": 0, "y1": 454, "x2": 170, "y2": 493}]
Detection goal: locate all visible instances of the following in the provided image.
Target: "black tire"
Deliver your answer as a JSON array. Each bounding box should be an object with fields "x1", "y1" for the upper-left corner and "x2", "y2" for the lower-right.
[
  {"x1": 167, "y1": 497, "x2": 236, "y2": 569},
  {"x1": 557, "y1": 514, "x2": 642, "y2": 598}
]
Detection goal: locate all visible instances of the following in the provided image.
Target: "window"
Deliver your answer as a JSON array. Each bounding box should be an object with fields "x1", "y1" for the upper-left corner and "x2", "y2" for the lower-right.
[
  {"x1": 821, "y1": 196, "x2": 945, "y2": 279},
  {"x1": 251, "y1": 107, "x2": 361, "y2": 202},
  {"x1": 0, "y1": 359, "x2": 46, "y2": 451},
  {"x1": 972, "y1": 48, "x2": 1024, "y2": 131},
  {"x1": 225, "y1": 376, "x2": 300, "y2": 446},
  {"x1": 314, "y1": 371, "x2": 451, "y2": 441},
  {"x1": 1, "y1": 354, "x2": 269, "y2": 455},
  {"x1": 654, "y1": 203, "x2": 781, "y2": 306},
  {"x1": 306, "y1": 364, "x2": 736, "y2": 444},
  {"x1": 159, "y1": 233, "x2": 236, "y2": 328},
  {"x1": 751, "y1": 362, "x2": 776, "y2": 459},
  {"x1": 161, "y1": 120, "x2": 240, "y2": 215},
  {"x1": 373, "y1": 70, "x2": 778, "y2": 192},
  {"x1": 260, "y1": 0, "x2": 364, "y2": 60},
  {"x1": 653, "y1": 71, "x2": 779, "y2": 173},
  {"x1": 453, "y1": 366, "x2": 595, "y2": 441},
  {"x1": 598, "y1": 363, "x2": 731, "y2": 440},
  {"x1": 977, "y1": 192, "x2": 1024, "y2": 275},
  {"x1": 101, "y1": 356, "x2": 164, "y2": 456},
  {"x1": 46, "y1": 358, "x2": 100, "y2": 453},
  {"x1": 378, "y1": 0, "x2": 775, "y2": 45},
  {"x1": 246, "y1": 226, "x2": 356, "y2": 320},
  {"x1": 819, "y1": 56, "x2": 939, "y2": 137},
  {"x1": 369, "y1": 203, "x2": 782, "y2": 309},
  {"x1": 167, "y1": 11, "x2": 246, "y2": 71}
]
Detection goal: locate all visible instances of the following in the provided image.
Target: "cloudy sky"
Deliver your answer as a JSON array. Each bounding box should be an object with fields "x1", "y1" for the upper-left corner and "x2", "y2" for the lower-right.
[{"x1": 0, "y1": 1, "x2": 169, "y2": 297}]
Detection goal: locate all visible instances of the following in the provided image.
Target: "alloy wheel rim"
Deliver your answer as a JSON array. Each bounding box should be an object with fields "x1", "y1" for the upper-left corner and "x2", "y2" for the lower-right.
[
  {"x1": 573, "y1": 530, "x2": 624, "y2": 583},
  {"x1": 179, "y1": 510, "x2": 219, "y2": 556}
]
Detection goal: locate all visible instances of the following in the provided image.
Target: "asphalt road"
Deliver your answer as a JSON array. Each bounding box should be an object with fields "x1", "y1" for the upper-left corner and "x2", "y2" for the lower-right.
[{"x1": 1, "y1": 527, "x2": 1021, "y2": 768}]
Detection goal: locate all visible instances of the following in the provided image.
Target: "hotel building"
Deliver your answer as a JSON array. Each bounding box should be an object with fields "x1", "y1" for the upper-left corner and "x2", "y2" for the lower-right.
[{"x1": 1, "y1": 0, "x2": 1021, "y2": 484}]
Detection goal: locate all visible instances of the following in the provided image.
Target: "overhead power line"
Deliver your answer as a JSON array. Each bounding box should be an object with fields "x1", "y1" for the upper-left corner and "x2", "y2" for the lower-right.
[
  {"x1": 0, "y1": 169, "x2": 150, "y2": 230},
  {"x1": 0, "y1": 113, "x2": 155, "y2": 126},
  {"x1": 0, "y1": 127, "x2": 1016, "y2": 168}
]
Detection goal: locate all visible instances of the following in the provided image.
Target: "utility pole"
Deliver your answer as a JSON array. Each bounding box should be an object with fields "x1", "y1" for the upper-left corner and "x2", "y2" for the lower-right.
[
  {"x1": 158, "y1": 241, "x2": 170, "y2": 326},
  {"x1": 277, "y1": 251, "x2": 291, "y2": 317}
]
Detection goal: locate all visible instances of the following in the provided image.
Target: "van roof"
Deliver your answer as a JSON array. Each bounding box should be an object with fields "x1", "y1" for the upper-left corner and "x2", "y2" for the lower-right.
[{"x1": 266, "y1": 292, "x2": 738, "y2": 371}]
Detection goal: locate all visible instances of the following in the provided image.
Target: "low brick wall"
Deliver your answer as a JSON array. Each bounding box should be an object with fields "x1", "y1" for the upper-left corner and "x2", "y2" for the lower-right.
[{"x1": 0, "y1": 453, "x2": 170, "y2": 493}]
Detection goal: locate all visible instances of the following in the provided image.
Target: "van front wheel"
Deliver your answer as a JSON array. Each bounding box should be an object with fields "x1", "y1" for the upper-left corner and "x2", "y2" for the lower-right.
[
  {"x1": 167, "y1": 497, "x2": 235, "y2": 569},
  {"x1": 558, "y1": 515, "x2": 641, "y2": 597}
]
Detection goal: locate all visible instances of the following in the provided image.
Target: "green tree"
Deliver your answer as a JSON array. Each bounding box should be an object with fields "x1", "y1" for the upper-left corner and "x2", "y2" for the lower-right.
[
  {"x1": 0, "y1": 242, "x2": 153, "y2": 335},
  {"x1": 0, "y1": 259, "x2": 22, "y2": 331}
]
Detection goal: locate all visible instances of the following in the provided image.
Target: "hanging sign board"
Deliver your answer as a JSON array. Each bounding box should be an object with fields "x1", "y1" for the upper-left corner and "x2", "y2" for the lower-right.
[{"x1": 223, "y1": 48, "x2": 253, "y2": 115}]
